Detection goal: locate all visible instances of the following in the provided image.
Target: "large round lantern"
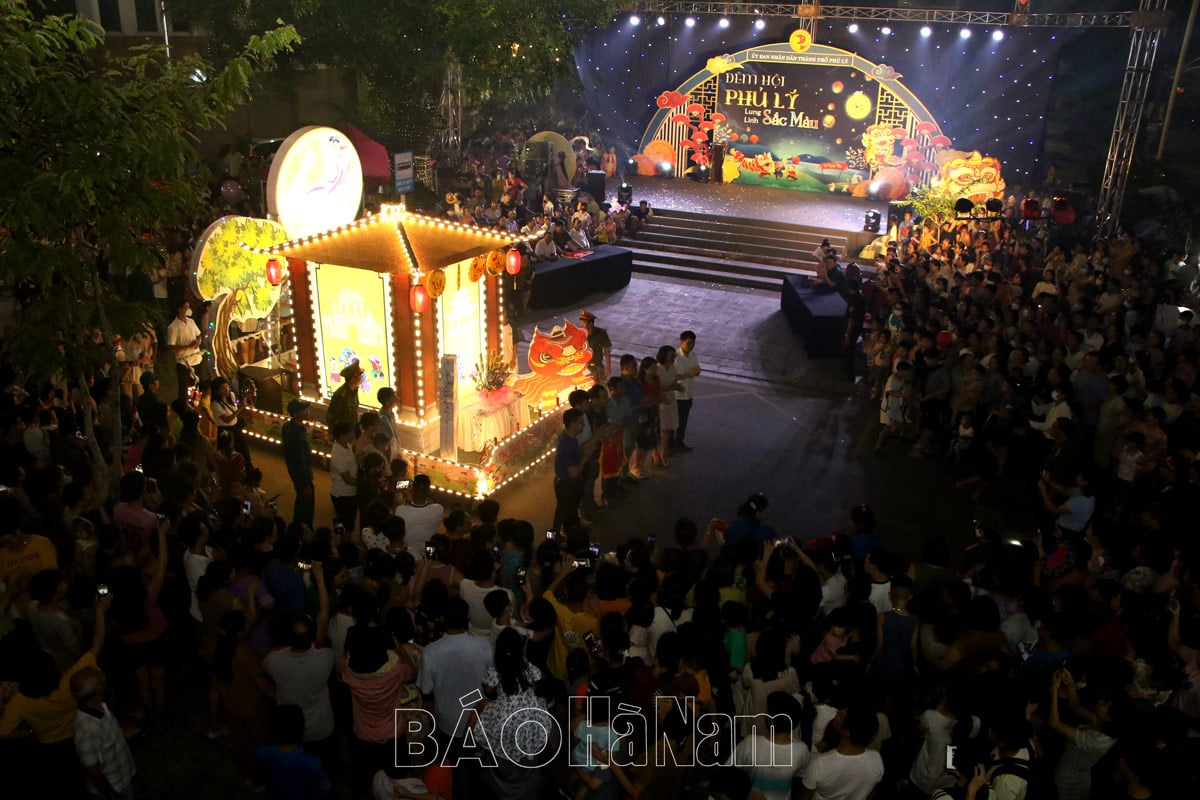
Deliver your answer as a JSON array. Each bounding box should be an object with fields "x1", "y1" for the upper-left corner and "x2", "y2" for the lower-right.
[
  {"x1": 264, "y1": 258, "x2": 283, "y2": 286},
  {"x1": 505, "y1": 249, "x2": 522, "y2": 275},
  {"x1": 410, "y1": 284, "x2": 430, "y2": 314}
]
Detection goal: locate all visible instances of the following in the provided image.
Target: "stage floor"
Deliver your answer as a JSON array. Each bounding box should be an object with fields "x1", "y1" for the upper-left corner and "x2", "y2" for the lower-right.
[{"x1": 620, "y1": 175, "x2": 886, "y2": 236}]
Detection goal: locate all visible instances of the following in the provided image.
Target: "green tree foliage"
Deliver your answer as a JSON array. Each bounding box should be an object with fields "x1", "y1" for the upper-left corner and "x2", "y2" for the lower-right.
[
  {"x1": 904, "y1": 184, "x2": 960, "y2": 228},
  {"x1": 0, "y1": 2, "x2": 298, "y2": 389},
  {"x1": 170, "y1": 0, "x2": 610, "y2": 139}
]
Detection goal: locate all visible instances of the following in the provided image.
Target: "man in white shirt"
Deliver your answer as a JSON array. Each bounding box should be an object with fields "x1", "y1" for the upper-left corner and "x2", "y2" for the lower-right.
[
  {"x1": 164, "y1": 300, "x2": 203, "y2": 400},
  {"x1": 395, "y1": 474, "x2": 444, "y2": 559},
  {"x1": 328, "y1": 421, "x2": 358, "y2": 531},
  {"x1": 416, "y1": 597, "x2": 493, "y2": 748},
  {"x1": 533, "y1": 230, "x2": 562, "y2": 261},
  {"x1": 264, "y1": 615, "x2": 337, "y2": 750},
  {"x1": 672, "y1": 330, "x2": 701, "y2": 452},
  {"x1": 801, "y1": 706, "x2": 885, "y2": 800}
]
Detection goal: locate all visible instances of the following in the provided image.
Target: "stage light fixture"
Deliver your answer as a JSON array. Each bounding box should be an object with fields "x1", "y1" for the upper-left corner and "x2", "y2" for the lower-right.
[
  {"x1": 657, "y1": 16, "x2": 665, "y2": 26},
  {"x1": 755, "y1": 19, "x2": 766, "y2": 30},
  {"x1": 992, "y1": 30, "x2": 1004, "y2": 41},
  {"x1": 985, "y1": 198, "x2": 1004, "y2": 214},
  {"x1": 719, "y1": 17, "x2": 730, "y2": 28},
  {"x1": 864, "y1": 210, "x2": 882, "y2": 233},
  {"x1": 848, "y1": 23, "x2": 858, "y2": 33},
  {"x1": 629, "y1": 14, "x2": 640, "y2": 26},
  {"x1": 920, "y1": 26, "x2": 932, "y2": 38},
  {"x1": 955, "y1": 198, "x2": 976, "y2": 216},
  {"x1": 685, "y1": 17, "x2": 696, "y2": 27},
  {"x1": 960, "y1": 28, "x2": 972, "y2": 39},
  {"x1": 657, "y1": 161, "x2": 673, "y2": 177},
  {"x1": 617, "y1": 182, "x2": 633, "y2": 205},
  {"x1": 881, "y1": 26, "x2": 892, "y2": 35}
]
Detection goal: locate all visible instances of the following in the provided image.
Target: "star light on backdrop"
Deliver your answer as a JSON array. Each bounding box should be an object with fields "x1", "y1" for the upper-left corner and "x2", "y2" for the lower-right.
[{"x1": 574, "y1": 15, "x2": 1126, "y2": 183}]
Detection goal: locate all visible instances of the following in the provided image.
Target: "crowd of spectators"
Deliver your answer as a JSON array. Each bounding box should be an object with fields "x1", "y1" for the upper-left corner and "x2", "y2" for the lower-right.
[{"x1": 3, "y1": 189, "x2": 1200, "y2": 800}]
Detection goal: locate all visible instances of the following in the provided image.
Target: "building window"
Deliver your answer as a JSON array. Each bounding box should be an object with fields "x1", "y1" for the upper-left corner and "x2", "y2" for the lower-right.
[
  {"x1": 134, "y1": 0, "x2": 158, "y2": 33},
  {"x1": 97, "y1": 0, "x2": 121, "y2": 31},
  {"x1": 42, "y1": 0, "x2": 78, "y2": 16}
]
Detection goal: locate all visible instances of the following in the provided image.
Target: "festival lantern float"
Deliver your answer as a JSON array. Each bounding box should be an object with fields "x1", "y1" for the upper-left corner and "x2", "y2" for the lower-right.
[{"x1": 191, "y1": 125, "x2": 591, "y2": 498}]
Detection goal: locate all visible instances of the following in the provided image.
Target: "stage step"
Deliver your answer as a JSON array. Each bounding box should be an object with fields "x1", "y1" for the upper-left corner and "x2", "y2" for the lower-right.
[{"x1": 628, "y1": 207, "x2": 856, "y2": 291}]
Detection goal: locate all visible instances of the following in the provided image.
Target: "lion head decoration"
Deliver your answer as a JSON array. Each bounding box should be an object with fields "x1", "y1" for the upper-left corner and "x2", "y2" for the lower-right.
[
  {"x1": 527, "y1": 322, "x2": 593, "y2": 379},
  {"x1": 939, "y1": 151, "x2": 1005, "y2": 205}
]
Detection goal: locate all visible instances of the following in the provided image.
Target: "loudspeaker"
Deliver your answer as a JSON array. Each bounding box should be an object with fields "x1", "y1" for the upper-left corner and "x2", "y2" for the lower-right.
[
  {"x1": 240, "y1": 366, "x2": 285, "y2": 415},
  {"x1": 585, "y1": 170, "x2": 606, "y2": 202}
]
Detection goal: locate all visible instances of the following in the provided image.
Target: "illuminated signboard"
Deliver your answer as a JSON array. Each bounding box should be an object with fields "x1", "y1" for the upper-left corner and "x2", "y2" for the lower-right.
[
  {"x1": 267, "y1": 126, "x2": 364, "y2": 239},
  {"x1": 311, "y1": 263, "x2": 392, "y2": 409}
]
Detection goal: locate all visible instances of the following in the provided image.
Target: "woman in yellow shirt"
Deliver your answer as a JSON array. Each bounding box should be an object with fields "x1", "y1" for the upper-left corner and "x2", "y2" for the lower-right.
[{"x1": 0, "y1": 591, "x2": 110, "y2": 800}]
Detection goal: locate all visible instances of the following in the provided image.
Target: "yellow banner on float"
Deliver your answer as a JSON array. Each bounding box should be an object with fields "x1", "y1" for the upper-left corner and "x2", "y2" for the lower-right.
[{"x1": 312, "y1": 263, "x2": 392, "y2": 409}]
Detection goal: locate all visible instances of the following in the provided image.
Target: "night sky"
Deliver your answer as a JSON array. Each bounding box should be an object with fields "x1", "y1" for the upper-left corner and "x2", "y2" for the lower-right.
[{"x1": 573, "y1": 14, "x2": 1129, "y2": 185}]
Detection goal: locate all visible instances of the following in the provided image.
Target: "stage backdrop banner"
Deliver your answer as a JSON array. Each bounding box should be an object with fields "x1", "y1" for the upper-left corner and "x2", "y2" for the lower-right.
[
  {"x1": 637, "y1": 40, "x2": 960, "y2": 200},
  {"x1": 311, "y1": 263, "x2": 392, "y2": 409}
]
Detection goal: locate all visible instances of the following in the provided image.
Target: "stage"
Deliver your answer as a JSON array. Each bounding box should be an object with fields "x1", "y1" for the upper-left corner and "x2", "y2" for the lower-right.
[
  {"x1": 528, "y1": 245, "x2": 633, "y2": 310},
  {"x1": 618, "y1": 175, "x2": 883, "y2": 244}
]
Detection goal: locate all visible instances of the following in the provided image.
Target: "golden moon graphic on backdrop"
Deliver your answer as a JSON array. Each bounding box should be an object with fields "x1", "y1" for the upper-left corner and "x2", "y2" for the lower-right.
[
  {"x1": 788, "y1": 30, "x2": 814, "y2": 53},
  {"x1": 845, "y1": 91, "x2": 873, "y2": 120}
]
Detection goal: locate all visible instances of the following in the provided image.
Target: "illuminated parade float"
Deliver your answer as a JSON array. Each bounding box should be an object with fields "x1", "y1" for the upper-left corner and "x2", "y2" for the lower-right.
[{"x1": 191, "y1": 126, "x2": 590, "y2": 499}]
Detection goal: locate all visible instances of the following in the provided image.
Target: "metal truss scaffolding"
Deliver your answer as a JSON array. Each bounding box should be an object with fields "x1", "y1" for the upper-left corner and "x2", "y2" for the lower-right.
[
  {"x1": 633, "y1": 2, "x2": 1172, "y2": 230},
  {"x1": 1097, "y1": 0, "x2": 1168, "y2": 231}
]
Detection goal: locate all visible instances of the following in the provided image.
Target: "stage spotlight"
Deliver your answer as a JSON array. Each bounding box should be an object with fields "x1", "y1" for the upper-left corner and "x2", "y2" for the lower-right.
[
  {"x1": 719, "y1": 17, "x2": 730, "y2": 28},
  {"x1": 960, "y1": 28, "x2": 972, "y2": 39},
  {"x1": 955, "y1": 198, "x2": 976, "y2": 216},
  {"x1": 656, "y1": 16, "x2": 665, "y2": 26},
  {"x1": 657, "y1": 161, "x2": 673, "y2": 177},
  {"x1": 629, "y1": 14, "x2": 640, "y2": 26},
  {"x1": 881, "y1": 26, "x2": 892, "y2": 35},
  {"x1": 864, "y1": 210, "x2": 882, "y2": 233},
  {"x1": 985, "y1": 198, "x2": 1004, "y2": 214},
  {"x1": 685, "y1": 17, "x2": 695, "y2": 27},
  {"x1": 848, "y1": 23, "x2": 858, "y2": 33},
  {"x1": 755, "y1": 19, "x2": 766, "y2": 30},
  {"x1": 920, "y1": 26, "x2": 932, "y2": 38},
  {"x1": 617, "y1": 182, "x2": 633, "y2": 205},
  {"x1": 992, "y1": 30, "x2": 1004, "y2": 41}
]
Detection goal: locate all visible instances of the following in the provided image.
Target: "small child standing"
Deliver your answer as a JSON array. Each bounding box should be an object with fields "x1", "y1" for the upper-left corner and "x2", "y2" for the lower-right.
[
  {"x1": 722, "y1": 601, "x2": 748, "y2": 677},
  {"x1": 950, "y1": 413, "x2": 976, "y2": 462},
  {"x1": 1115, "y1": 431, "x2": 1145, "y2": 484},
  {"x1": 867, "y1": 329, "x2": 895, "y2": 400},
  {"x1": 572, "y1": 691, "x2": 618, "y2": 799},
  {"x1": 810, "y1": 608, "x2": 852, "y2": 664}
]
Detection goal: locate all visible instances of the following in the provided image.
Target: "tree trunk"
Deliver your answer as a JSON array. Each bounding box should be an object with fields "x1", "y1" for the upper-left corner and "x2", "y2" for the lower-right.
[{"x1": 90, "y1": 268, "x2": 124, "y2": 497}]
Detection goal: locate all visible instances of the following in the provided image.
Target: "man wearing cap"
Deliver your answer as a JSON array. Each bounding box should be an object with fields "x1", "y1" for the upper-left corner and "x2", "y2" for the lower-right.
[
  {"x1": 165, "y1": 300, "x2": 203, "y2": 400},
  {"x1": 135, "y1": 372, "x2": 168, "y2": 434},
  {"x1": 326, "y1": 361, "x2": 362, "y2": 433},
  {"x1": 579, "y1": 310, "x2": 611, "y2": 382},
  {"x1": 282, "y1": 400, "x2": 314, "y2": 528}
]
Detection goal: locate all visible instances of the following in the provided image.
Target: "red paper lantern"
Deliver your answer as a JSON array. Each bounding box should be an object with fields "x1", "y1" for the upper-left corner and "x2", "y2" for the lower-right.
[
  {"x1": 505, "y1": 249, "x2": 522, "y2": 275},
  {"x1": 264, "y1": 258, "x2": 283, "y2": 286},
  {"x1": 410, "y1": 284, "x2": 430, "y2": 314}
]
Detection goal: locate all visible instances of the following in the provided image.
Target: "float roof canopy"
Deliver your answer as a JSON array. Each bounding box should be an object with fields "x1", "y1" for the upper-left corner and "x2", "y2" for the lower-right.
[{"x1": 250, "y1": 205, "x2": 535, "y2": 274}]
